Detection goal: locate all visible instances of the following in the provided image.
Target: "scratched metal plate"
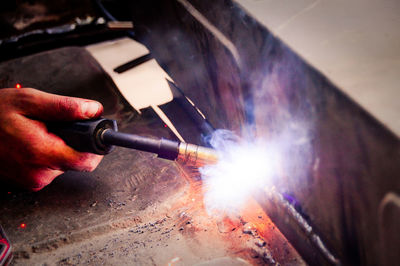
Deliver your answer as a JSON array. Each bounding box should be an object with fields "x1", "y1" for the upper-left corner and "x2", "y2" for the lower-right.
[
  {"x1": 126, "y1": 0, "x2": 400, "y2": 264},
  {"x1": 0, "y1": 46, "x2": 184, "y2": 255},
  {"x1": 0, "y1": 47, "x2": 302, "y2": 265}
]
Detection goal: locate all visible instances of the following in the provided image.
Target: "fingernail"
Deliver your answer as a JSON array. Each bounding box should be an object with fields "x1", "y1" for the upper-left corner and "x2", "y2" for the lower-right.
[{"x1": 82, "y1": 101, "x2": 101, "y2": 118}]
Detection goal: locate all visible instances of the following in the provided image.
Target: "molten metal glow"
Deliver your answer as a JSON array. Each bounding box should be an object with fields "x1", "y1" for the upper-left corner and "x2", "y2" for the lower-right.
[
  {"x1": 167, "y1": 257, "x2": 181, "y2": 266},
  {"x1": 200, "y1": 130, "x2": 281, "y2": 214}
]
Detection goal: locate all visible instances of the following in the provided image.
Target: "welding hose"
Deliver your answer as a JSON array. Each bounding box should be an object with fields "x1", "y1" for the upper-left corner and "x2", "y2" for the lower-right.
[{"x1": 93, "y1": 0, "x2": 135, "y2": 38}]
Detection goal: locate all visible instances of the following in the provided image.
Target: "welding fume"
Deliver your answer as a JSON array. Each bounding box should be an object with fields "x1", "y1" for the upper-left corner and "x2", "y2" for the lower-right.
[
  {"x1": 0, "y1": 85, "x2": 285, "y2": 218},
  {"x1": 0, "y1": 86, "x2": 294, "y2": 216},
  {"x1": 1, "y1": 0, "x2": 398, "y2": 264}
]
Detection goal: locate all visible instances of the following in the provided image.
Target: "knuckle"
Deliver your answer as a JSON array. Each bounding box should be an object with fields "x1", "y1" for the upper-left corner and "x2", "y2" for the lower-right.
[
  {"x1": 26, "y1": 141, "x2": 46, "y2": 165},
  {"x1": 18, "y1": 88, "x2": 35, "y2": 100},
  {"x1": 26, "y1": 174, "x2": 46, "y2": 191},
  {"x1": 28, "y1": 183, "x2": 45, "y2": 192},
  {"x1": 77, "y1": 154, "x2": 101, "y2": 172},
  {"x1": 26, "y1": 168, "x2": 62, "y2": 191},
  {"x1": 25, "y1": 145, "x2": 41, "y2": 164},
  {"x1": 57, "y1": 97, "x2": 80, "y2": 118},
  {"x1": 85, "y1": 164, "x2": 97, "y2": 172},
  {"x1": 12, "y1": 88, "x2": 42, "y2": 114},
  {"x1": 10, "y1": 89, "x2": 31, "y2": 110}
]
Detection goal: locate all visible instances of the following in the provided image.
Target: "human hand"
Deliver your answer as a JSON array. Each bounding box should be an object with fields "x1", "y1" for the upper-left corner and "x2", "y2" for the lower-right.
[{"x1": 0, "y1": 87, "x2": 104, "y2": 191}]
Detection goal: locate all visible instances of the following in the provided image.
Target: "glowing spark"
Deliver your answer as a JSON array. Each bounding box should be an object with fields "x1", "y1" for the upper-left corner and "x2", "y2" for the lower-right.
[
  {"x1": 200, "y1": 130, "x2": 281, "y2": 215},
  {"x1": 15, "y1": 83, "x2": 22, "y2": 89},
  {"x1": 171, "y1": 257, "x2": 180, "y2": 262},
  {"x1": 200, "y1": 119, "x2": 312, "y2": 215},
  {"x1": 200, "y1": 130, "x2": 294, "y2": 214},
  {"x1": 168, "y1": 257, "x2": 181, "y2": 266},
  {"x1": 20, "y1": 223, "x2": 26, "y2": 229}
]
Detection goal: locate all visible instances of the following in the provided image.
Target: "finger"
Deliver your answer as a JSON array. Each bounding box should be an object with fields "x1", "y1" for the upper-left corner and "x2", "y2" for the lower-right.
[
  {"x1": 16, "y1": 88, "x2": 103, "y2": 121},
  {"x1": 52, "y1": 151, "x2": 104, "y2": 173},
  {"x1": 23, "y1": 168, "x2": 64, "y2": 192},
  {"x1": 42, "y1": 131, "x2": 104, "y2": 172},
  {"x1": 17, "y1": 117, "x2": 104, "y2": 172},
  {"x1": 3, "y1": 162, "x2": 64, "y2": 192}
]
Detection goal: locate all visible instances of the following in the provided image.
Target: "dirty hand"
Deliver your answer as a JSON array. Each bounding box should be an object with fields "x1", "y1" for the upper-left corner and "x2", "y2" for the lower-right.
[{"x1": 0, "y1": 88, "x2": 104, "y2": 191}]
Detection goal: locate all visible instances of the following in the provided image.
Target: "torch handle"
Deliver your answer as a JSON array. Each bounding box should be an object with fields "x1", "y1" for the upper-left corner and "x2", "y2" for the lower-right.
[
  {"x1": 47, "y1": 118, "x2": 214, "y2": 164},
  {"x1": 47, "y1": 118, "x2": 179, "y2": 160},
  {"x1": 47, "y1": 118, "x2": 117, "y2": 155}
]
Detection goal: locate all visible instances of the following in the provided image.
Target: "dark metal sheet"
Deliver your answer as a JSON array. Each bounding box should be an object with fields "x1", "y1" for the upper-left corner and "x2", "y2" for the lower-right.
[
  {"x1": 0, "y1": 47, "x2": 185, "y2": 261},
  {"x1": 0, "y1": 47, "x2": 302, "y2": 265},
  {"x1": 125, "y1": 0, "x2": 400, "y2": 264}
]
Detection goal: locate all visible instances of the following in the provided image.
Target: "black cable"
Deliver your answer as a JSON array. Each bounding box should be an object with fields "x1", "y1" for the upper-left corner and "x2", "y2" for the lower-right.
[
  {"x1": 93, "y1": 0, "x2": 117, "y2": 21},
  {"x1": 93, "y1": 0, "x2": 135, "y2": 38}
]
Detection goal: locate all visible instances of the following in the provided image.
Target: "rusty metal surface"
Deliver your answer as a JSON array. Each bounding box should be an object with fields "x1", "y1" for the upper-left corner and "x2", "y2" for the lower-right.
[
  {"x1": 0, "y1": 46, "x2": 183, "y2": 262},
  {"x1": 124, "y1": 0, "x2": 400, "y2": 265},
  {"x1": 256, "y1": 187, "x2": 340, "y2": 265},
  {"x1": 0, "y1": 47, "x2": 302, "y2": 265}
]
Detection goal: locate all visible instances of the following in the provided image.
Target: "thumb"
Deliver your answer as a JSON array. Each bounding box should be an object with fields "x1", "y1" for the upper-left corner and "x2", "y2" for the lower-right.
[{"x1": 19, "y1": 88, "x2": 103, "y2": 121}]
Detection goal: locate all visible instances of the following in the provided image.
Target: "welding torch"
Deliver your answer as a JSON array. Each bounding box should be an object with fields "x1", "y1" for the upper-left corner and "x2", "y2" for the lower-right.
[{"x1": 48, "y1": 118, "x2": 218, "y2": 166}]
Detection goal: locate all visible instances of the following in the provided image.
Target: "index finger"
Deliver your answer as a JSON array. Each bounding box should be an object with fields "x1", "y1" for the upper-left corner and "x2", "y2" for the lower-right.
[{"x1": 16, "y1": 88, "x2": 103, "y2": 121}]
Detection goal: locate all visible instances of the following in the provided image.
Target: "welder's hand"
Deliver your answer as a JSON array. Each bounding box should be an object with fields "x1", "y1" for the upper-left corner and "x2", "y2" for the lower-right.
[{"x1": 0, "y1": 88, "x2": 104, "y2": 191}]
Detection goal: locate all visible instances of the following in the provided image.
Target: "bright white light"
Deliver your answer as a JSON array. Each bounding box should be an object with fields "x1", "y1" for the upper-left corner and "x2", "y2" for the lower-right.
[
  {"x1": 200, "y1": 131, "x2": 282, "y2": 215},
  {"x1": 200, "y1": 118, "x2": 313, "y2": 216}
]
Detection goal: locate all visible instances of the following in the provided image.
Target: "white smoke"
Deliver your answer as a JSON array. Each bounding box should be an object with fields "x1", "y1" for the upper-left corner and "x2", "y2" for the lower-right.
[{"x1": 200, "y1": 119, "x2": 312, "y2": 215}]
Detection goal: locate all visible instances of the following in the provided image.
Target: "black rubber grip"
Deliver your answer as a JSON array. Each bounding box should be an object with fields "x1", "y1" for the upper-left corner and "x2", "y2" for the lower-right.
[{"x1": 47, "y1": 118, "x2": 117, "y2": 155}]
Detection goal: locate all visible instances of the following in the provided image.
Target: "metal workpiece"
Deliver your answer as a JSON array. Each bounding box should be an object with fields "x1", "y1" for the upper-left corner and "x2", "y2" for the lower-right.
[
  {"x1": 0, "y1": 47, "x2": 304, "y2": 265},
  {"x1": 177, "y1": 142, "x2": 219, "y2": 166},
  {"x1": 256, "y1": 187, "x2": 341, "y2": 265},
  {"x1": 167, "y1": 80, "x2": 215, "y2": 142}
]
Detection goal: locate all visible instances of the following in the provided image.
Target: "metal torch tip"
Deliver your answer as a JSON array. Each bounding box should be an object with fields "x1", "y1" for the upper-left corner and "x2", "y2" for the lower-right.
[{"x1": 177, "y1": 142, "x2": 219, "y2": 167}]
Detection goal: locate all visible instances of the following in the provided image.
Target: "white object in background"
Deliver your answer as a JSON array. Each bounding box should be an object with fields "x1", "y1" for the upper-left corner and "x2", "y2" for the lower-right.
[{"x1": 86, "y1": 38, "x2": 185, "y2": 142}]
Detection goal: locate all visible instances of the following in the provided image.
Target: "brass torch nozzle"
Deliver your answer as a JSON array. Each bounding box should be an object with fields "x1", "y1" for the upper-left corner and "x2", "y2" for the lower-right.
[{"x1": 177, "y1": 142, "x2": 219, "y2": 167}]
